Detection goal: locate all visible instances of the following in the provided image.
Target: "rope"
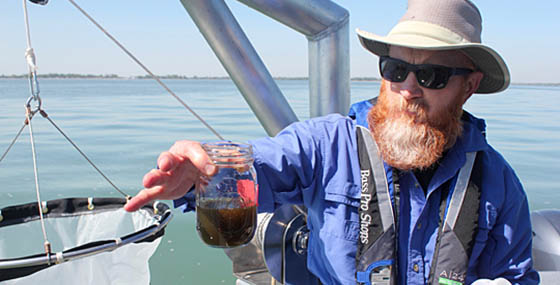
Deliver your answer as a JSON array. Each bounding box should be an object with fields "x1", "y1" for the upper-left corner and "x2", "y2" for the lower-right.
[
  {"x1": 26, "y1": 107, "x2": 51, "y2": 249},
  {"x1": 66, "y1": 0, "x2": 225, "y2": 141},
  {"x1": 22, "y1": 0, "x2": 33, "y2": 54},
  {"x1": 22, "y1": 0, "x2": 41, "y2": 108},
  {"x1": 21, "y1": 0, "x2": 52, "y2": 257}
]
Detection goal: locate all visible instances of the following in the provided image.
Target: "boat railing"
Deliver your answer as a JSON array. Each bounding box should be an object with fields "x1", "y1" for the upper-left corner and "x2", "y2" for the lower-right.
[{"x1": 179, "y1": 0, "x2": 349, "y2": 136}]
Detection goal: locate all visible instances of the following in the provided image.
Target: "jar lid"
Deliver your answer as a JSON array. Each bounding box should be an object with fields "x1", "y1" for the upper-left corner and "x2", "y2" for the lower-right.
[{"x1": 202, "y1": 141, "x2": 254, "y2": 168}]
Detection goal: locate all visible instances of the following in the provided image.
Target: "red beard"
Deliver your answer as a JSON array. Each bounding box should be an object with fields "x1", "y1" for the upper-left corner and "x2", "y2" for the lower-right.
[{"x1": 367, "y1": 81, "x2": 464, "y2": 171}]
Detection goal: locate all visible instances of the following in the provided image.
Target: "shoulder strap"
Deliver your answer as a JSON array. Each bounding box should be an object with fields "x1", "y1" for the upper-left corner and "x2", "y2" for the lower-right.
[
  {"x1": 429, "y1": 152, "x2": 481, "y2": 285},
  {"x1": 355, "y1": 126, "x2": 397, "y2": 285}
]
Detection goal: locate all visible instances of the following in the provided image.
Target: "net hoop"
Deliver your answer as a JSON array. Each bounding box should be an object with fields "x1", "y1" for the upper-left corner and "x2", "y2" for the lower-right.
[{"x1": 0, "y1": 197, "x2": 172, "y2": 281}]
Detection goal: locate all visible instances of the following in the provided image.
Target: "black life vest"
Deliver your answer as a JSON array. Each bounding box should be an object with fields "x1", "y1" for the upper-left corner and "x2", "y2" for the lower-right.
[{"x1": 355, "y1": 126, "x2": 481, "y2": 285}]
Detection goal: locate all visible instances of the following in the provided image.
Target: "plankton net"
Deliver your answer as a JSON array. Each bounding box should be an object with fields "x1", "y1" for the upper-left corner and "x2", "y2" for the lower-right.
[{"x1": 0, "y1": 198, "x2": 171, "y2": 284}]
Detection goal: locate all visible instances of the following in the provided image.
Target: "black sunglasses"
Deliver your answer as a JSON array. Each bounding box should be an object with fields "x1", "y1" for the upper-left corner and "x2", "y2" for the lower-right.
[
  {"x1": 379, "y1": 56, "x2": 474, "y2": 89},
  {"x1": 29, "y1": 0, "x2": 49, "y2": 5}
]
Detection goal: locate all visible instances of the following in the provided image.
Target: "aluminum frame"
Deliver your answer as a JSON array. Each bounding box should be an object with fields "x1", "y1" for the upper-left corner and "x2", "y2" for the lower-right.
[{"x1": 179, "y1": 0, "x2": 349, "y2": 136}]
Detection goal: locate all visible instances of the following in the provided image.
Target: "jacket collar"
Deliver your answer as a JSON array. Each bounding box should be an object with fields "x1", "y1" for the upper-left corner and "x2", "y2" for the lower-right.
[
  {"x1": 456, "y1": 111, "x2": 488, "y2": 153},
  {"x1": 424, "y1": 111, "x2": 488, "y2": 195}
]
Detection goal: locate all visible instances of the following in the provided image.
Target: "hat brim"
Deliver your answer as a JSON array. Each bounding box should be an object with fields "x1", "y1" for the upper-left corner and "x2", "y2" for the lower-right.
[{"x1": 356, "y1": 28, "x2": 510, "y2": 94}]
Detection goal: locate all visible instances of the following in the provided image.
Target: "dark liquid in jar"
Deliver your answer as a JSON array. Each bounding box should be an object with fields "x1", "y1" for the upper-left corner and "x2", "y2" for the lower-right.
[{"x1": 196, "y1": 199, "x2": 257, "y2": 247}]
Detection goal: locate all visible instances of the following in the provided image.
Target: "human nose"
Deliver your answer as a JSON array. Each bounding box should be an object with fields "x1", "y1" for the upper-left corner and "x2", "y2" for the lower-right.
[{"x1": 397, "y1": 71, "x2": 423, "y2": 100}]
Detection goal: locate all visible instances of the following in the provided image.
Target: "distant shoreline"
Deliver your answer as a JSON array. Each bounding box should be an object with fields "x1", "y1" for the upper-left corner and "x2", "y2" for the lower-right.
[
  {"x1": 0, "y1": 74, "x2": 558, "y2": 86},
  {"x1": 0, "y1": 73, "x2": 382, "y2": 81}
]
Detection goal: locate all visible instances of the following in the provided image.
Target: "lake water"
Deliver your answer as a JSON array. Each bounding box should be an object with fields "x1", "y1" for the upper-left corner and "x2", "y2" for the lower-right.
[{"x1": 0, "y1": 79, "x2": 559, "y2": 284}]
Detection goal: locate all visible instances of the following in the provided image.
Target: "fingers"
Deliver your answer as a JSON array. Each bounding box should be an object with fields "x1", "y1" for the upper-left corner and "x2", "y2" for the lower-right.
[
  {"x1": 169, "y1": 141, "x2": 216, "y2": 176},
  {"x1": 156, "y1": 141, "x2": 215, "y2": 176},
  {"x1": 146, "y1": 141, "x2": 212, "y2": 188},
  {"x1": 143, "y1": 168, "x2": 173, "y2": 189},
  {"x1": 125, "y1": 174, "x2": 196, "y2": 212},
  {"x1": 157, "y1": 152, "x2": 181, "y2": 172},
  {"x1": 124, "y1": 186, "x2": 163, "y2": 212},
  {"x1": 143, "y1": 160, "x2": 198, "y2": 190},
  {"x1": 125, "y1": 140, "x2": 217, "y2": 212}
]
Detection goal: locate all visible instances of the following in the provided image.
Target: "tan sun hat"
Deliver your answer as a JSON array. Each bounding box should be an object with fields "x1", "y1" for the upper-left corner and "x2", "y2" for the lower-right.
[{"x1": 357, "y1": 0, "x2": 510, "y2": 94}]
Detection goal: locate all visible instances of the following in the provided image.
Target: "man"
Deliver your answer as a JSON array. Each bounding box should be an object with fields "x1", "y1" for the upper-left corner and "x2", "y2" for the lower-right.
[{"x1": 125, "y1": 0, "x2": 539, "y2": 284}]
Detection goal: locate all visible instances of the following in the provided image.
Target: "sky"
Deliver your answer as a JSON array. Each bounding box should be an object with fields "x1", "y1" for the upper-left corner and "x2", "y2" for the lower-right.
[{"x1": 0, "y1": 0, "x2": 559, "y2": 83}]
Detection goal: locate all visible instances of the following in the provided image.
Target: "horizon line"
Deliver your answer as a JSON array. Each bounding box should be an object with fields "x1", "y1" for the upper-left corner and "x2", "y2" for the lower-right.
[{"x1": 0, "y1": 73, "x2": 558, "y2": 86}]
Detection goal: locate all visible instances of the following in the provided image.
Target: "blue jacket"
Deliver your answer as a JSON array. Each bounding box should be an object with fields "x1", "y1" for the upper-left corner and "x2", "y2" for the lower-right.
[{"x1": 175, "y1": 104, "x2": 539, "y2": 284}]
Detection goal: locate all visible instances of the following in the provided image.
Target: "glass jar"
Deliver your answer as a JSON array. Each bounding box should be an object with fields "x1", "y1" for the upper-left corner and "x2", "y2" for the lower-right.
[{"x1": 196, "y1": 141, "x2": 258, "y2": 248}]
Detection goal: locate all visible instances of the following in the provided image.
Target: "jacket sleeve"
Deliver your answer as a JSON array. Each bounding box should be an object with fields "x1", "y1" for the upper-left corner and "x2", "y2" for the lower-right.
[
  {"x1": 249, "y1": 114, "x2": 357, "y2": 213},
  {"x1": 249, "y1": 119, "x2": 323, "y2": 213},
  {"x1": 482, "y1": 160, "x2": 540, "y2": 284}
]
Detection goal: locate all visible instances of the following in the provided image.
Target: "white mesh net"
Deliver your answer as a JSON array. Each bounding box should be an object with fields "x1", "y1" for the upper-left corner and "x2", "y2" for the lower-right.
[{"x1": 0, "y1": 200, "x2": 167, "y2": 284}]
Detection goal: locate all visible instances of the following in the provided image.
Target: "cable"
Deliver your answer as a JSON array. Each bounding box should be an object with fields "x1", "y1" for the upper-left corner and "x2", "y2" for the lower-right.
[
  {"x1": 66, "y1": 0, "x2": 225, "y2": 141},
  {"x1": 39, "y1": 110, "x2": 130, "y2": 198},
  {"x1": 0, "y1": 122, "x2": 28, "y2": 165}
]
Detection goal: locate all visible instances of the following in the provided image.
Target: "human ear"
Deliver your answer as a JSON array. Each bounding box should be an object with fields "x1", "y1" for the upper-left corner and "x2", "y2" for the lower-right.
[{"x1": 463, "y1": 71, "x2": 484, "y2": 102}]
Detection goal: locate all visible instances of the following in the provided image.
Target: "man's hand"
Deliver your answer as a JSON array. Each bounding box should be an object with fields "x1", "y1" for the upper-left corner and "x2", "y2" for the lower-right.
[
  {"x1": 472, "y1": 278, "x2": 511, "y2": 285},
  {"x1": 124, "y1": 140, "x2": 217, "y2": 212}
]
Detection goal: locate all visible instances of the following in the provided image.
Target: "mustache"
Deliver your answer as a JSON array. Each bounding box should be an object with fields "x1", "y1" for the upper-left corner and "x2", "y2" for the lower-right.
[{"x1": 387, "y1": 98, "x2": 430, "y2": 125}]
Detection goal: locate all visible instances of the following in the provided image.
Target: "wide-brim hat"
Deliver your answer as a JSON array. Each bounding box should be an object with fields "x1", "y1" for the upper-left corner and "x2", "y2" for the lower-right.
[{"x1": 357, "y1": 0, "x2": 510, "y2": 94}]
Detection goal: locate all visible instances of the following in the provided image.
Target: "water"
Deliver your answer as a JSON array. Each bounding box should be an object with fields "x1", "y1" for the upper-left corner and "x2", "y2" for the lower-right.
[{"x1": 0, "y1": 79, "x2": 559, "y2": 283}]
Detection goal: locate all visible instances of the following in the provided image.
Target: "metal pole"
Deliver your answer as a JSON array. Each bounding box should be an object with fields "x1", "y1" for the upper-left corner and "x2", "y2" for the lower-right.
[
  {"x1": 180, "y1": 0, "x2": 299, "y2": 136},
  {"x1": 308, "y1": 21, "x2": 349, "y2": 117},
  {"x1": 237, "y1": 0, "x2": 350, "y2": 117}
]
